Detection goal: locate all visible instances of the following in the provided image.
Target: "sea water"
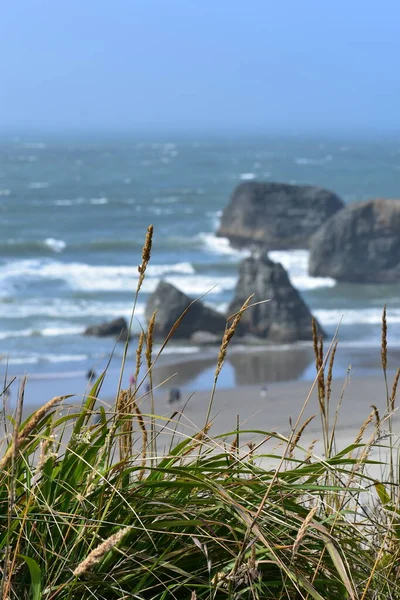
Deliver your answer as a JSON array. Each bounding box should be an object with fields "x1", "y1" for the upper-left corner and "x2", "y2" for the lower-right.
[{"x1": 1, "y1": 132, "x2": 400, "y2": 387}]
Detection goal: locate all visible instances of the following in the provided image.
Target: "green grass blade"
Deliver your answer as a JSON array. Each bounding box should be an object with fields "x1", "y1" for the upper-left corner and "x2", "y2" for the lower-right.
[{"x1": 18, "y1": 555, "x2": 41, "y2": 600}]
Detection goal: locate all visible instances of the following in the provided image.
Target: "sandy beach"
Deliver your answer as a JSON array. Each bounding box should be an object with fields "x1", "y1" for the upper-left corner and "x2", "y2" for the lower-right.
[{"x1": 7, "y1": 371, "x2": 398, "y2": 467}]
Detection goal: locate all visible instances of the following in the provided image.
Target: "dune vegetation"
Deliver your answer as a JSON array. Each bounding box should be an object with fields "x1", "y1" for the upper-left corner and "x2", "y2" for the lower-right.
[{"x1": 0, "y1": 225, "x2": 399, "y2": 600}]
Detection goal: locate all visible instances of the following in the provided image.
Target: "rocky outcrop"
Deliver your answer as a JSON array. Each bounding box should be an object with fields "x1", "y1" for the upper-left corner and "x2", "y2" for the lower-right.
[
  {"x1": 309, "y1": 199, "x2": 400, "y2": 283},
  {"x1": 217, "y1": 181, "x2": 344, "y2": 249},
  {"x1": 145, "y1": 281, "x2": 226, "y2": 340},
  {"x1": 228, "y1": 253, "x2": 324, "y2": 342},
  {"x1": 84, "y1": 317, "x2": 130, "y2": 341}
]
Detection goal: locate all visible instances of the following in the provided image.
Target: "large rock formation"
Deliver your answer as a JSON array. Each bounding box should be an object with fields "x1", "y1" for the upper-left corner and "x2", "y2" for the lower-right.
[
  {"x1": 217, "y1": 181, "x2": 344, "y2": 249},
  {"x1": 228, "y1": 253, "x2": 323, "y2": 342},
  {"x1": 145, "y1": 281, "x2": 226, "y2": 340},
  {"x1": 309, "y1": 198, "x2": 400, "y2": 283},
  {"x1": 84, "y1": 317, "x2": 130, "y2": 341}
]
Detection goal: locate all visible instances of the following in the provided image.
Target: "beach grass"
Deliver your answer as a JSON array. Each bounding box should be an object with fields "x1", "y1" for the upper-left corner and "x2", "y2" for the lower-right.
[{"x1": 0, "y1": 227, "x2": 399, "y2": 599}]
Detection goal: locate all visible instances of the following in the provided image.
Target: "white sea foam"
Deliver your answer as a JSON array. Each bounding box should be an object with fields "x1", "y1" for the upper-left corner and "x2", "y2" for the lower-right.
[
  {"x1": 0, "y1": 189, "x2": 11, "y2": 196},
  {"x1": 21, "y1": 142, "x2": 47, "y2": 149},
  {"x1": 0, "y1": 299, "x2": 140, "y2": 321},
  {"x1": 6, "y1": 353, "x2": 88, "y2": 366},
  {"x1": 41, "y1": 353, "x2": 88, "y2": 363},
  {"x1": 0, "y1": 325, "x2": 83, "y2": 340},
  {"x1": 314, "y1": 308, "x2": 400, "y2": 327},
  {"x1": 0, "y1": 259, "x2": 198, "y2": 293},
  {"x1": 163, "y1": 275, "x2": 236, "y2": 296},
  {"x1": 54, "y1": 198, "x2": 85, "y2": 206},
  {"x1": 28, "y1": 181, "x2": 49, "y2": 189},
  {"x1": 90, "y1": 197, "x2": 108, "y2": 204},
  {"x1": 54, "y1": 199, "x2": 74, "y2": 206},
  {"x1": 44, "y1": 238, "x2": 66, "y2": 253},
  {"x1": 269, "y1": 250, "x2": 336, "y2": 290},
  {"x1": 294, "y1": 155, "x2": 333, "y2": 166},
  {"x1": 157, "y1": 346, "x2": 200, "y2": 355},
  {"x1": 197, "y1": 233, "x2": 249, "y2": 258},
  {"x1": 240, "y1": 172, "x2": 256, "y2": 180},
  {"x1": 6, "y1": 357, "x2": 39, "y2": 365},
  {"x1": 149, "y1": 262, "x2": 194, "y2": 276}
]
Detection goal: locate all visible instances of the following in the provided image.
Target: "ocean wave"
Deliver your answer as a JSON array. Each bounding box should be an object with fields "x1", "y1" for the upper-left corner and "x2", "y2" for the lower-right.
[
  {"x1": 0, "y1": 189, "x2": 11, "y2": 196},
  {"x1": 0, "y1": 299, "x2": 140, "y2": 320},
  {"x1": 0, "y1": 325, "x2": 83, "y2": 340},
  {"x1": 314, "y1": 308, "x2": 400, "y2": 326},
  {"x1": 44, "y1": 238, "x2": 66, "y2": 253},
  {"x1": 90, "y1": 197, "x2": 108, "y2": 204},
  {"x1": 197, "y1": 233, "x2": 250, "y2": 259},
  {"x1": 0, "y1": 259, "x2": 198, "y2": 293},
  {"x1": 161, "y1": 275, "x2": 236, "y2": 296},
  {"x1": 54, "y1": 198, "x2": 85, "y2": 206},
  {"x1": 0, "y1": 238, "x2": 67, "y2": 255},
  {"x1": 158, "y1": 346, "x2": 200, "y2": 355},
  {"x1": 28, "y1": 181, "x2": 50, "y2": 189},
  {"x1": 41, "y1": 353, "x2": 88, "y2": 363},
  {"x1": 294, "y1": 155, "x2": 333, "y2": 166},
  {"x1": 240, "y1": 173, "x2": 256, "y2": 180},
  {"x1": 5, "y1": 353, "x2": 88, "y2": 366},
  {"x1": 21, "y1": 142, "x2": 47, "y2": 149},
  {"x1": 269, "y1": 250, "x2": 336, "y2": 290}
]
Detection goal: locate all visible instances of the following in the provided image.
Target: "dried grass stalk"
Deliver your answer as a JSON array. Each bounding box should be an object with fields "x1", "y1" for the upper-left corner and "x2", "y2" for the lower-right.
[
  {"x1": 117, "y1": 390, "x2": 134, "y2": 462},
  {"x1": 146, "y1": 311, "x2": 156, "y2": 370},
  {"x1": 0, "y1": 395, "x2": 65, "y2": 471},
  {"x1": 134, "y1": 331, "x2": 145, "y2": 388},
  {"x1": 181, "y1": 423, "x2": 212, "y2": 458},
  {"x1": 381, "y1": 305, "x2": 387, "y2": 373},
  {"x1": 137, "y1": 225, "x2": 153, "y2": 293},
  {"x1": 312, "y1": 319, "x2": 325, "y2": 412},
  {"x1": 305, "y1": 438, "x2": 318, "y2": 463},
  {"x1": 215, "y1": 295, "x2": 253, "y2": 381},
  {"x1": 371, "y1": 404, "x2": 381, "y2": 436},
  {"x1": 326, "y1": 339, "x2": 338, "y2": 403},
  {"x1": 73, "y1": 525, "x2": 131, "y2": 577},
  {"x1": 312, "y1": 318, "x2": 319, "y2": 368},
  {"x1": 292, "y1": 504, "x2": 318, "y2": 556},
  {"x1": 133, "y1": 397, "x2": 148, "y2": 479},
  {"x1": 354, "y1": 410, "x2": 374, "y2": 445},
  {"x1": 390, "y1": 367, "x2": 400, "y2": 413},
  {"x1": 288, "y1": 415, "x2": 316, "y2": 458}
]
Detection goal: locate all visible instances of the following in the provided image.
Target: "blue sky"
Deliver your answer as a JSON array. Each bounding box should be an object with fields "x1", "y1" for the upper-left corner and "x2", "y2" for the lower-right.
[{"x1": 1, "y1": 0, "x2": 400, "y2": 133}]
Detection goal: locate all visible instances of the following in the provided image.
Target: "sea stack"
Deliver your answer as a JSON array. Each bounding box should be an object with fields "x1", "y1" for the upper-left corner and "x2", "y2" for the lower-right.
[
  {"x1": 228, "y1": 252, "x2": 324, "y2": 342},
  {"x1": 145, "y1": 281, "x2": 226, "y2": 340},
  {"x1": 309, "y1": 198, "x2": 400, "y2": 283},
  {"x1": 217, "y1": 181, "x2": 344, "y2": 250}
]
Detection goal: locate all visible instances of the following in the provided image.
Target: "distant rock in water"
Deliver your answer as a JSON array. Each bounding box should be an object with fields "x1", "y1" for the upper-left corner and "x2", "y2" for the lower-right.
[
  {"x1": 309, "y1": 198, "x2": 400, "y2": 283},
  {"x1": 145, "y1": 281, "x2": 226, "y2": 340},
  {"x1": 84, "y1": 317, "x2": 130, "y2": 341},
  {"x1": 228, "y1": 253, "x2": 324, "y2": 342},
  {"x1": 217, "y1": 181, "x2": 344, "y2": 250}
]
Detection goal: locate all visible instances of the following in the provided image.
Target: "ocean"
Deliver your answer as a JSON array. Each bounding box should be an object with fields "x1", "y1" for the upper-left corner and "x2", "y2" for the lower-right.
[{"x1": 1, "y1": 132, "x2": 400, "y2": 392}]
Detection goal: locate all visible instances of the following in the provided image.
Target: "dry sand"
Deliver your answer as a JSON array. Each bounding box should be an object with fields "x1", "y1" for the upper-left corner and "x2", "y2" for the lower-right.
[{"x1": 2, "y1": 374, "x2": 398, "y2": 484}]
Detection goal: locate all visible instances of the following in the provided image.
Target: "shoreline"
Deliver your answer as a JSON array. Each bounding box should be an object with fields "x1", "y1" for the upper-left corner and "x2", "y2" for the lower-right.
[
  {"x1": 3, "y1": 339, "x2": 400, "y2": 409},
  {"x1": 6, "y1": 373, "x2": 399, "y2": 464}
]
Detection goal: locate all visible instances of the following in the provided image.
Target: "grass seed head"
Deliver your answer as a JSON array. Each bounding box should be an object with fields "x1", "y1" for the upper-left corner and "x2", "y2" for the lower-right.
[
  {"x1": 215, "y1": 295, "x2": 253, "y2": 380},
  {"x1": 73, "y1": 525, "x2": 131, "y2": 577},
  {"x1": 137, "y1": 224, "x2": 153, "y2": 292},
  {"x1": 145, "y1": 311, "x2": 156, "y2": 369}
]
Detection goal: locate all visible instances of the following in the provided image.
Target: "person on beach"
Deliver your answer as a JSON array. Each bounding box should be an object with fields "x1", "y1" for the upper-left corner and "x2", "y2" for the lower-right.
[
  {"x1": 87, "y1": 369, "x2": 96, "y2": 383},
  {"x1": 260, "y1": 384, "x2": 268, "y2": 398},
  {"x1": 168, "y1": 387, "x2": 181, "y2": 404},
  {"x1": 129, "y1": 374, "x2": 136, "y2": 390}
]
